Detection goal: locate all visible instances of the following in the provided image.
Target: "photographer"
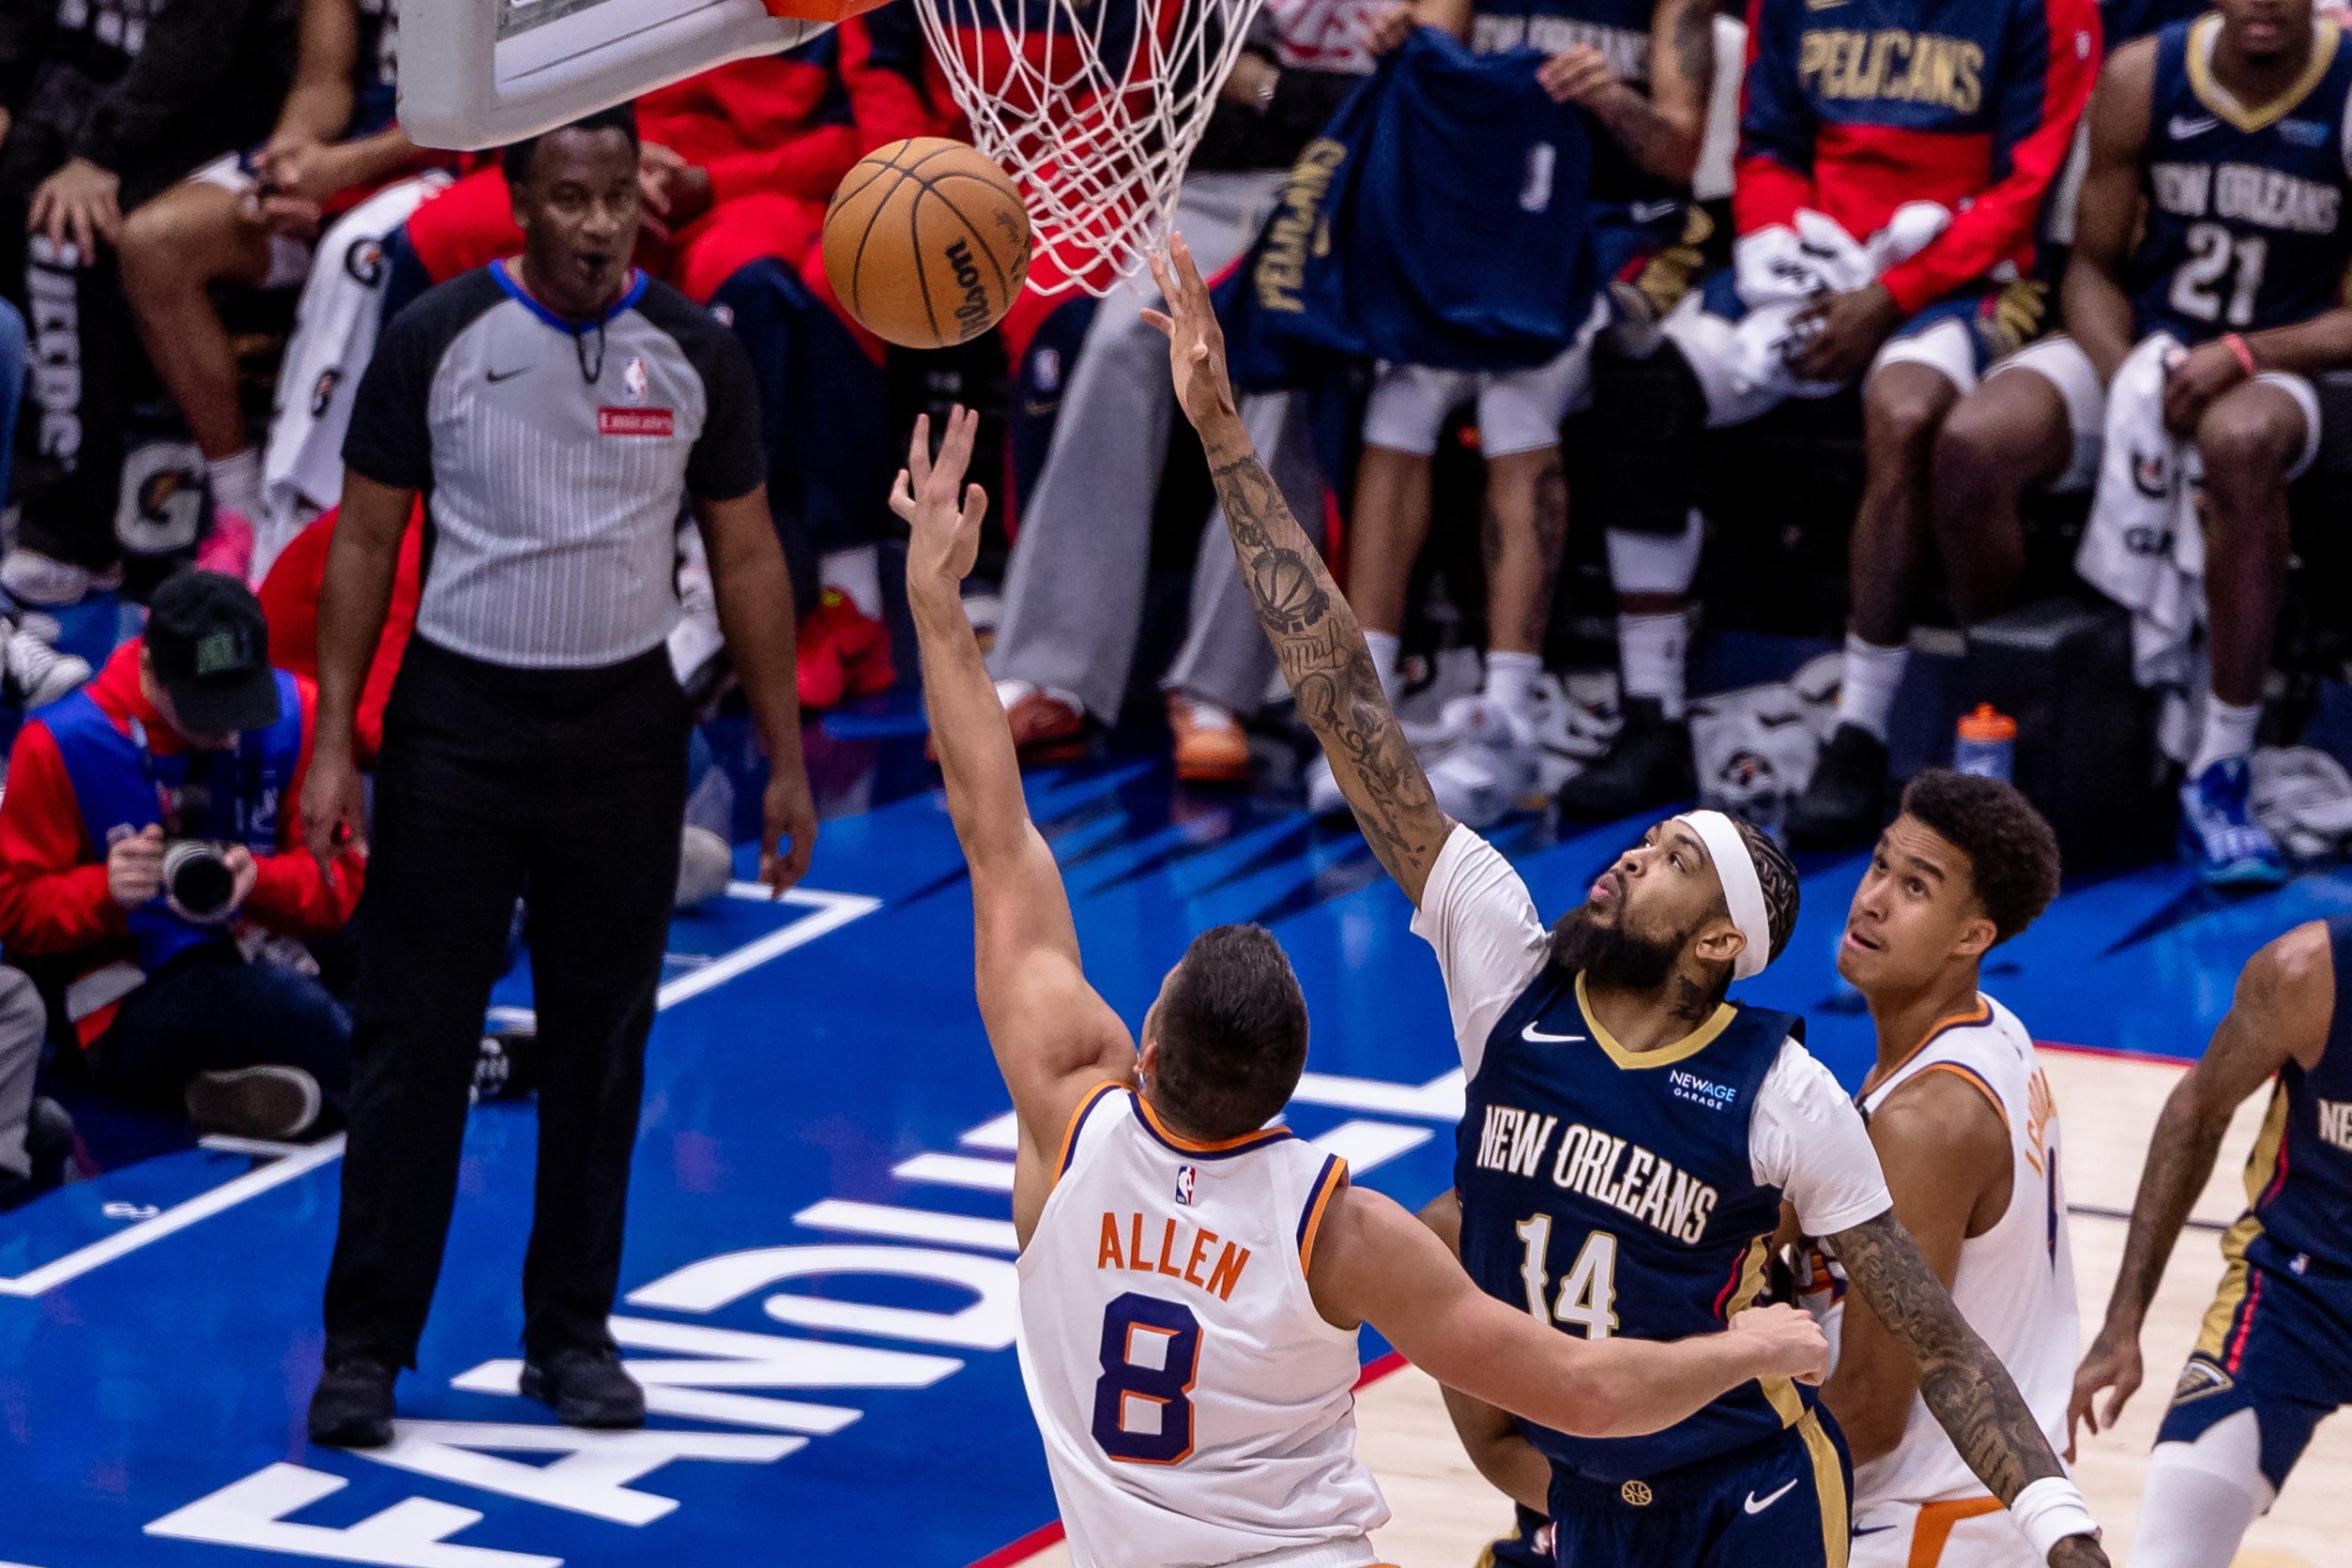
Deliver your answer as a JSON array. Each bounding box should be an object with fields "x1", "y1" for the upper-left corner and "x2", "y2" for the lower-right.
[{"x1": 0, "y1": 571, "x2": 364, "y2": 1139}]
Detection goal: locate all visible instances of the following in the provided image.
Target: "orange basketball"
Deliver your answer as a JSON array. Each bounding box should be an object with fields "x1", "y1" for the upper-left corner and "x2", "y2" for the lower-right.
[{"x1": 822, "y1": 139, "x2": 1033, "y2": 350}]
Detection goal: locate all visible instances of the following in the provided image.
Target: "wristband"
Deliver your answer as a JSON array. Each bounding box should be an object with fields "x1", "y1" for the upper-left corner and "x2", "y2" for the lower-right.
[
  {"x1": 2222, "y1": 332, "x2": 2259, "y2": 378},
  {"x1": 2010, "y1": 1476, "x2": 2100, "y2": 1560}
]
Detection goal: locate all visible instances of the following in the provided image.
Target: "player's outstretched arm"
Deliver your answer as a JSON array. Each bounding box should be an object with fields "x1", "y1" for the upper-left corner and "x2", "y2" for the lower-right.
[
  {"x1": 2069, "y1": 922, "x2": 2329, "y2": 1450},
  {"x1": 1831, "y1": 1210, "x2": 2108, "y2": 1566},
  {"x1": 1419, "y1": 1192, "x2": 1552, "y2": 1512},
  {"x1": 2060, "y1": 39, "x2": 2156, "y2": 384},
  {"x1": 1309, "y1": 1180, "x2": 1829, "y2": 1439},
  {"x1": 1144, "y1": 238, "x2": 1453, "y2": 905},
  {"x1": 895, "y1": 408, "x2": 1138, "y2": 1240}
]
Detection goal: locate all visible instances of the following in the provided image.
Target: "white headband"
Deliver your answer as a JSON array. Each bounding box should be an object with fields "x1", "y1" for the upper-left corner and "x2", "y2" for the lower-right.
[{"x1": 1674, "y1": 810, "x2": 1772, "y2": 982}]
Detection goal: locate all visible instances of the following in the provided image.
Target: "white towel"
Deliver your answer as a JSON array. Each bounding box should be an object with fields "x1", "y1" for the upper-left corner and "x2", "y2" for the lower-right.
[
  {"x1": 2073, "y1": 331, "x2": 2205, "y2": 688},
  {"x1": 256, "y1": 173, "x2": 451, "y2": 582},
  {"x1": 1718, "y1": 203, "x2": 1953, "y2": 408}
]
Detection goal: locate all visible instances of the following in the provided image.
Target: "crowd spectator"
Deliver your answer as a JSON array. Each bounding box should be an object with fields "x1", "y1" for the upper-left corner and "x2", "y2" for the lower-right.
[
  {"x1": 0, "y1": 571, "x2": 363, "y2": 1140},
  {"x1": 1321, "y1": 0, "x2": 1714, "y2": 824},
  {"x1": 1926, "y1": 0, "x2": 2352, "y2": 885},
  {"x1": 982, "y1": 0, "x2": 1371, "y2": 781},
  {"x1": 0, "y1": 964, "x2": 68, "y2": 1208},
  {"x1": 115, "y1": 0, "x2": 418, "y2": 565},
  {"x1": 0, "y1": 0, "x2": 294, "y2": 605}
]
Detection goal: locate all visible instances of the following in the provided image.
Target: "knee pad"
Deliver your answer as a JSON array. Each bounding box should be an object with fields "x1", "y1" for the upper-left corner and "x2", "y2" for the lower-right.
[{"x1": 1585, "y1": 333, "x2": 1705, "y2": 536}]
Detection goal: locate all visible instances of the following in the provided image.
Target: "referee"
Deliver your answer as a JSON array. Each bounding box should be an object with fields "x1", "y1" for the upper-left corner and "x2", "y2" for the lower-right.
[{"x1": 300, "y1": 105, "x2": 817, "y2": 1447}]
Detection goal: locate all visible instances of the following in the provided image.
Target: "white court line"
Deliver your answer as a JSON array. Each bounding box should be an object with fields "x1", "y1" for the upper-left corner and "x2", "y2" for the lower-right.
[
  {"x1": 892, "y1": 1152, "x2": 1017, "y2": 1192},
  {"x1": 0, "y1": 886, "x2": 880, "y2": 1300}
]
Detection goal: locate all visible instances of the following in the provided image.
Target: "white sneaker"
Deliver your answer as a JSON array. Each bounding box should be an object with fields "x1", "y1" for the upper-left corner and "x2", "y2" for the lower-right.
[
  {"x1": 1, "y1": 549, "x2": 122, "y2": 606},
  {"x1": 1424, "y1": 695, "x2": 1541, "y2": 829},
  {"x1": 5, "y1": 622, "x2": 89, "y2": 708},
  {"x1": 1304, "y1": 753, "x2": 1349, "y2": 816}
]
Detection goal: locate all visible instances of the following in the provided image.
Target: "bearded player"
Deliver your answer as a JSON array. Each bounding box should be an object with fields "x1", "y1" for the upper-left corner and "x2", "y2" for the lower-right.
[
  {"x1": 2070, "y1": 919, "x2": 2352, "y2": 1568},
  {"x1": 897, "y1": 404, "x2": 1828, "y2": 1568},
  {"x1": 1817, "y1": 771, "x2": 2077, "y2": 1568},
  {"x1": 1146, "y1": 236, "x2": 2106, "y2": 1568}
]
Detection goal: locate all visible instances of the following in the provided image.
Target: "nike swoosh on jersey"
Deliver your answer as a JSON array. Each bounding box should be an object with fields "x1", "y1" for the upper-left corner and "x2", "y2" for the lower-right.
[
  {"x1": 1744, "y1": 1478, "x2": 1801, "y2": 1515},
  {"x1": 487, "y1": 366, "x2": 532, "y2": 384},
  {"x1": 1852, "y1": 1525, "x2": 1899, "y2": 1536},
  {"x1": 1804, "y1": 0, "x2": 1848, "y2": 10},
  {"x1": 1521, "y1": 1023, "x2": 1588, "y2": 1043},
  {"x1": 1629, "y1": 200, "x2": 1683, "y2": 222},
  {"x1": 2168, "y1": 114, "x2": 2220, "y2": 139}
]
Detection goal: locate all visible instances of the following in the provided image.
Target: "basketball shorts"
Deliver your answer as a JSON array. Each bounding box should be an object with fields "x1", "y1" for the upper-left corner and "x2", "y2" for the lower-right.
[
  {"x1": 190, "y1": 153, "x2": 316, "y2": 291},
  {"x1": 1849, "y1": 1496, "x2": 2039, "y2": 1568},
  {"x1": 1986, "y1": 332, "x2": 2322, "y2": 494},
  {"x1": 2153, "y1": 1241, "x2": 2352, "y2": 1494},
  {"x1": 1476, "y1": 1503, "x2": 1553, "y2": 1568},
  {"x1": 1545, "y1": 1410, "x2": 1853, "y2": 1568},
  {"x1": 1362, "y1": 201, "x2": 1689, "y2": 458},
  {"x1": 1687, "y1": 269, "x2": 2045, "y2": 404}
]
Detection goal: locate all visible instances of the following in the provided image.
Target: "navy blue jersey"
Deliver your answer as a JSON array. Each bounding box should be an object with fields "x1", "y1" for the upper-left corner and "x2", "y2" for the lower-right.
[
  {"x1": 1471, "y1": 0, "x2": 1686, "y2": 205},
  {"x1": 2229, "y1": 915, "x2": 2352, "y2": 1275},
  {"x1": 1454, "y1": 967, "x2": 1810, "y2": 1481},
  {"x1": 2129, "y1": 16, "x2": 2352, "y2": 343}
]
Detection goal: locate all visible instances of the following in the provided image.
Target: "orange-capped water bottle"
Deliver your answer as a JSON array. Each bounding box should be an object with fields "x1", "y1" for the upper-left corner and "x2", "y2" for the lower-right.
[{"x1": 1954, "y1": 704, "x2": 2016, "y2": 783}]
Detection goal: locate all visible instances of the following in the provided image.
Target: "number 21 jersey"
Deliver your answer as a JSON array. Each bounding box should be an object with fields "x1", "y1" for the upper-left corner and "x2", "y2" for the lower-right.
[
  {"x1": 2131, "y1": 15, "x2": 2352, "y2": 343},
  {"x1": 1015, "y1": 1086, "x2": 1388, "y2": 1568}
]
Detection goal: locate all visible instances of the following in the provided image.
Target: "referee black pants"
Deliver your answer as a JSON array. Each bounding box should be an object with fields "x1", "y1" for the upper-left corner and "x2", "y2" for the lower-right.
[{"x1": 322, "y1": 638, "x2": 691, "y2": 1370}]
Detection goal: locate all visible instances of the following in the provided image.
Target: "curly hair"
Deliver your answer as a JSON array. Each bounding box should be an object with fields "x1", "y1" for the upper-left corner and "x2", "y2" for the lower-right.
[
  {"x1": 1899, "y1": 769, "x2": 2061, "y2": 944},
  {"x1": 1733, "y1": 817, "x2": 1800, "y2": 964}
]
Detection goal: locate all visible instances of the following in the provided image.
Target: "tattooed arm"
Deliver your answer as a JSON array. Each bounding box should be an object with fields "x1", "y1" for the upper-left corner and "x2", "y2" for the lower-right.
[
  {"x1": 1144, "y1": 239, "x2": 1454, "y2": 905},
  {"x1": 1832, "y1": 1210, "x2": 2108, "y2": 1566},
  {"x1": 2068, "y1": 922, "x2": 2329, "y2": 1452},
  {"x1": 1535, "y1": 0, "x2": 1714, "y2": 183}
]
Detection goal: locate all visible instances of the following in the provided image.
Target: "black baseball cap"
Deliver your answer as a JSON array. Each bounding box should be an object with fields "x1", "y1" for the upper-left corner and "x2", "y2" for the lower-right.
[{"x1": 145, "y1": 571, "x2": 280, "y2": 738}]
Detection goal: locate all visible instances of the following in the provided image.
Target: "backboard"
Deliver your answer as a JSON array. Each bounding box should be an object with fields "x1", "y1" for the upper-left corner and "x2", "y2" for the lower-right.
[{"x1": 400, "y1": 0, "x2": 886, "y2": 151}]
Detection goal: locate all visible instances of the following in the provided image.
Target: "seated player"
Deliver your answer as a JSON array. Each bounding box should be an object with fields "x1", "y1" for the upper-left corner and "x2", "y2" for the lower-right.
[
  {"x1": 1326, "y1": 0, "x2": 1715, "y2": 824},
  {"x1": 983, "y1": 5, "x2": 1371, "y2": 781},
  {"x1": 1148, "y1": 233, "x2": 2109, "y2": 1568},
  {"x1": 899, "y1": 400, "x2": 1832, "y2": 1568},
  {"x1": 1923, "y1": 0, "x2": 2352, "y2": 885},
  {"x1": 115, "y1": 0, "x2": 416, "y2": 553},
  {"x1": 2070, "y1": 919, "x2": 2352, "y2": 1568},
  {"x1": 0, "y1": 0, "x2": 291, "y2": 604},
  {"x1": 1820, "y1": 771, "x2": 2074, "y2": 1568},
  {"x1": 1561, "y1": 0, "x2": 2099, "y2": 835}
]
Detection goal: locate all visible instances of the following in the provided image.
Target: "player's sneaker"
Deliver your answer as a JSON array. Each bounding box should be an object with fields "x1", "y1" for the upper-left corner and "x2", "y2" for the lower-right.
[
  {"x1": 796, "y1": 587, "x2": 894, "y2": 709},
  {"x1": 2179, "y1": 755, "x2": 2288, "y2": 887},
  {"x1": 1787, "y1": 723, "x2": 1887, "y2": 849},
  {"x1": 4, "y1": 619, "x2": 89, "y2": 708},
  {"x1": 184, "y1": 1064, "x2": 323, "y2": 1140},
  {"x1": 1555, "y1": 697, "x2": 1693, "y2": 820},
  {"x1": 1, "y1": 548, "x2": 122, "y2": 606},
  {"x1": 1168, "y1": 693, "x2": 1249, "y2": 785},
  {"x1": 1424, "y1": 694, "x2": 1540, "y2": 830}
]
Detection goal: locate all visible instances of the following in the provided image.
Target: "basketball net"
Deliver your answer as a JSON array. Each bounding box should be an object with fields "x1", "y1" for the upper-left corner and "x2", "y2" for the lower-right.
[{"x1": 906, "y1": 0, "x2": 1265, "y2": 296}]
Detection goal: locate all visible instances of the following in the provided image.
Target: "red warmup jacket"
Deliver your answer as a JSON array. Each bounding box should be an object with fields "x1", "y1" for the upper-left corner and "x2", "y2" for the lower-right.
[
  {"x1": 255, "y1": 501, "x2": 423, "y2": 767},
  {"x1": 0, "y1": 643, "x2": 366, "y2": 1043},
  {"x1": 637, "y1": 47, "x2": 861, "y2": 206}
]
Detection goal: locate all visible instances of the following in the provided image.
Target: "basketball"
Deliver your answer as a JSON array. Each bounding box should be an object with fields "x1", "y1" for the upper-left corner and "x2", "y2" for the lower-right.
[{"x1": 822, "y1": 138, "x2": 1032, "y2": 350}]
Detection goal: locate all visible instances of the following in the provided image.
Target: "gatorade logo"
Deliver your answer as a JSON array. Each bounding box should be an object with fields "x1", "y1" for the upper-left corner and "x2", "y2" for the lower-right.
[{"x1": 945, "y1": 238, "x2": 990, "y2": 341}]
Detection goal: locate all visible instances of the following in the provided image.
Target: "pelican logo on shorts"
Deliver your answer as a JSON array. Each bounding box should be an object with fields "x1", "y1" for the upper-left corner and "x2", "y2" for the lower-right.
[
  {"x1": 2170, "y1": 1357, "x2": 2234, "y2": 1405},
  {"x1": 1173, "y1": 1165, "x2": 1197, "y2": 1206},
  {"x1": 1620, "y1": 1480, "x2": 1654, "y2": 1507},
  {"x1": 623, "y1": 355, "x2": 649, "y2": 405}
]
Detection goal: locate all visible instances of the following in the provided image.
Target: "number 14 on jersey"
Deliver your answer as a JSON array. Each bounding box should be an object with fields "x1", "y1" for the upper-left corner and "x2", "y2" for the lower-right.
[{"x1": 1517, "y1": 1215, "x2": 1621, "y2": 1338}]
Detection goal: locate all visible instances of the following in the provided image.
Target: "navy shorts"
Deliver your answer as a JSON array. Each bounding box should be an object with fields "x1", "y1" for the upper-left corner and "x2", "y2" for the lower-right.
[
  {"x1": 1546, "y1": 1410, "x2": 1854, "y2": 1568},
  {"x1": 2155, "y1": 1234, "x2": 2352, "y2": 1492}
]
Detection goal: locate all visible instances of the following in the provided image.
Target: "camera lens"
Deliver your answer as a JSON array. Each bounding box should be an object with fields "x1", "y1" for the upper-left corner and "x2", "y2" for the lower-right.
[{"x1": 162, "y1": 842, "x2": 236, "y2": 919}]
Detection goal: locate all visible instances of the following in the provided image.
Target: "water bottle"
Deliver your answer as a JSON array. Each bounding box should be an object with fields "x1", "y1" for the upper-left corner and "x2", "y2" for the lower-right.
[{"x1": 1954, "y1": 704, "x2": 2016, "y2": 783}]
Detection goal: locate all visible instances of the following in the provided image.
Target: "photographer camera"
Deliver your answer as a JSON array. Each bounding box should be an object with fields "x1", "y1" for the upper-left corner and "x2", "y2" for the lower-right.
[{"x1": 0, "y1": 571, "x2": 366, "y2": 1139}]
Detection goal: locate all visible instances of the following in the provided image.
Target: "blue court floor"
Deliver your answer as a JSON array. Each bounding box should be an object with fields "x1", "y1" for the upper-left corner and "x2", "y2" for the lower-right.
[{"x1": 2, "y1": 728, "x2": 2343, "y2": 1568}]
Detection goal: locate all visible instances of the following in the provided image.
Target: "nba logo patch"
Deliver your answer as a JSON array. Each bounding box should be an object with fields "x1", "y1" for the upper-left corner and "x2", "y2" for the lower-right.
[
  {"x1": 1174, "y1": 1165, "x2": 1197, "y2": 1206},
  {"x1": 623, "y1": 355, "x2": 649, "y2": 404}
]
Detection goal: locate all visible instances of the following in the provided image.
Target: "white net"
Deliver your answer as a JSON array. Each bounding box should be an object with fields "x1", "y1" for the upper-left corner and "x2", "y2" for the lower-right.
[{"x1": 909, "y1": 0, "x2": 1266, "y2": 296}]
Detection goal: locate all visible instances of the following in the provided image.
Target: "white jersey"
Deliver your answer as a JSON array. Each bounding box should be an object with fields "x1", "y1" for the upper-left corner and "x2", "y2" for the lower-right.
[
  {"x1": 1852, "y1": 996, "x2": 2079, "y2": 1518},
  {"x1": 1015, "y1": 1085, "x2": 1389, "y2": 1568}
]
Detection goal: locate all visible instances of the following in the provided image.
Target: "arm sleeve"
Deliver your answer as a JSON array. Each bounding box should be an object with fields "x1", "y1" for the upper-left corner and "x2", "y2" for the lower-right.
[
  {"x1": 685, "y1": 325, "x2": 767, "y2": 501},
  {"x1": 1406, "y1": 825, "x2": 1552, "y2": 1078},
  {"x1": 1877, "y1": 0, "x2": 2100, "y2": 312},
  {"x1": 1731, "y1": 0, "x2": 1818, "y2": 236},
  {"x1": 245, "y1": 679, "x2": 365, "y2": 935},
  {"x1": 339, "y1": 303, "x2": 440, "y2": 491},
  {"x1": 1751, "y1": 1040, "x2": 1893, "y2": 1234},
  {"x1": 0, "y1": 723, "x2": 126, "y2": 955},
  {"x1": 72, "y1": 0, "x2": 264, "y2": 173}
]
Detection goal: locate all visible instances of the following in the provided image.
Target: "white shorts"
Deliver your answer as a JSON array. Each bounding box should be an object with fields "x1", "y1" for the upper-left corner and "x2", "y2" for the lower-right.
[
  {"x1": 1988, "y1": 333, "x2": 2322, "y2": 493},
  {"x1": 1850, "y1": 1497, "x2": 2040, "y2": 1568},
  {"x1": 190, "y1": 153, "x2": 315, "y2": 291},
  {"x1": 1361, "y1": 296, "x2": 1611, "y2": 458},
  {"x1": 1868, "y1": 315, "x2": 1983, "y2": 398}
]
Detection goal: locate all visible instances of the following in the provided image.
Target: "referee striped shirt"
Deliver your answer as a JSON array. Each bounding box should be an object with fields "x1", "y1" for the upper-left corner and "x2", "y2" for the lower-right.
[{"x1": 343, "y1": 261, "x2": 764, "y2": 669}]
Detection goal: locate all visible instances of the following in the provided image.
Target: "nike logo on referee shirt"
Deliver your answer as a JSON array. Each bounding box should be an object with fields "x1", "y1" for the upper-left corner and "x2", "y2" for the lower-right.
[
  {"x1": 1744, "y1": 1479, "x2": 1800, "y2": 1515},
  {"x1": 487, "y1": 365, "x2": 532, "y2": 384},
  {"x1": 1521, "y1": 1023, "x2": 1587, "y2": 1043}
]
